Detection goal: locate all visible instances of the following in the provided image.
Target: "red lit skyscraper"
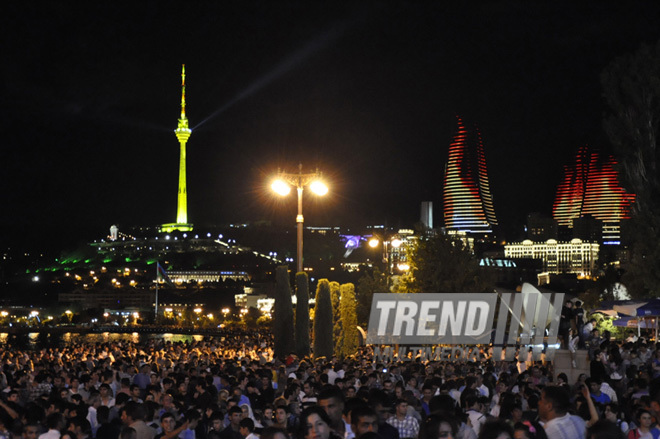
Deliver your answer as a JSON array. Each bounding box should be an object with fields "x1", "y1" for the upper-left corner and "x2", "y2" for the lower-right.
[
  {"x1": 552, "y1": 146, "x2": 635, "y2": 244},
  {"x1": 442, "y1": 117, "x2": 498, "y2": 235}
]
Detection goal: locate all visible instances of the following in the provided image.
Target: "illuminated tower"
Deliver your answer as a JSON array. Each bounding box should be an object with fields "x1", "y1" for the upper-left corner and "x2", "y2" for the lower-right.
[
  {"x1": 552, "y1": 146, "x2": 635, "y2": 244},
  {"x1": 552, "y1": 145, "x2": 590, "y2": 227},
  {"x1": 442, "y1": 117, "x2": 498, "y2": 235},
  {"x1": 161, "y1": 65, "x2": 193, "y2": 233}
]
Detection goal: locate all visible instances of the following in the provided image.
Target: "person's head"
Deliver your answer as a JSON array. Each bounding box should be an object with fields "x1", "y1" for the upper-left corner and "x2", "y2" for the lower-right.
[
  {"x1": 586, "y1": 420, "x2": 625, "y2": 439},
  {"x1": 122, "y1": 401, "x2": 146, "y2": 425},
  {"x1": 46, "y1": 413, "x2": 65, "y2": 431},
  {"x1": 229, "y1": 406, "x2": 243, "y2": 427},
  {"x1": 512, "y1": 421, "x2": 545, "y2": 439},
  {"x1": 261, "y1": 427, "x2": 289, "y2": 439},
  {"x1": 303, "y1": 381, "x2": 315, "y2": 397},
  {"x1": 239, "y1": 418, "x2": 255, "y2": 438},
  {"x1": 478, "y1": 419, "x2": 514, "y2": 439},
  {"x1": 350, "y1": 407, "x2": 379, "y2": 438},
  {"x1": 22, "y1": 424, "x2": 39, "y2": 439},
  {"x1": 604, "y1": 403, "x2": 620, "y2": 423},
  {"x1": 130, "y1": 385, "x2": 141, "y2": 398},
  {"x1": 120, "y1": 427, "x2": 137, "y2": 439},
  {"x1": 422, "y1": 385, "x2": 434, "y2": 401},
  {"x1": 538, "y1": 387, "x2": 570, "y2": 422},
  {"x1": 210, "y1": 413, "x2": 224, "y2": 432},
  {"x1": 264, "y1": 405, "x2": 274, "y2": 421},
  {"x1": 275, "y1": 406, "x2": 288, "y2": 425},
  {"x1": 160, "y1": 413, "x2": 176, "y2": 433},
  {"x1": 395, "y1": 399, "x2": 408, "y2": 417},
  {"x1": 99, "y1": 383, "x2": 111, "y2": 396},
  {"x1": 585, "y1": 378, "x2": 601, "y2": 394},
  {"x1": 299, "y1": 406, "x2": 333, "y2": 439},
  {"x1": 420, "y1": 415, "x2": 457, "y2": 439},
  {"x1": 318, "y1": 387, "x2": 345, "y2": 428},
  {"x1": 637, "y1": 409, "x2": 654, "y2": 429}
]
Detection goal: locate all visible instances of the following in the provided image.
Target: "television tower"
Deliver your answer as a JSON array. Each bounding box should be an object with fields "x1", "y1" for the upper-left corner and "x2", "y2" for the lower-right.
[{"x1": 161, "y1": 65, "x2": 193, "y2": 233}]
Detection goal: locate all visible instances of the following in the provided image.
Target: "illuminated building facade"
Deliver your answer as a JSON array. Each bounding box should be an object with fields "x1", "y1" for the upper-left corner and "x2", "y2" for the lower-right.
[
  {"x1": 504, "y1": 239, "x2": 599, "y2": 277},
  {"x1": 167, "y1": 270, "x2": 250, "y2": 283},
  {"x1": 552, "y1": 146, "x2": 634, "y2": 245},
  {"x1": 420, "y1": 201, "x2": 433, "y2": 230},
  {"x1": 162, "y1": 65, "x2": 193, "y2": 233},
  {"x1": 442, "y1": 117, "x2": 498, "y2": 235}
]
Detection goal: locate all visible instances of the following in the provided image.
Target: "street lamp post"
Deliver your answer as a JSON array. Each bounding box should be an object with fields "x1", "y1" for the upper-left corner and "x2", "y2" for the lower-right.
[
  {"x1": 272, "y1": 164, "x2": 328, "y2": 273},
  {"x1": 368, "y1": 235, "x2": 404, "y2": 274}
]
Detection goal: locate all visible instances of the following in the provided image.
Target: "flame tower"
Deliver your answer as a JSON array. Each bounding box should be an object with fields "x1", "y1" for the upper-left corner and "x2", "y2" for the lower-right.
[
  {"x1": 162, "y1": 65, "x2": 193, "y2": 233},
  {"x1": 442, "y1": 117, "x2": 498, "y2": 235},
  {"x1": 552, "y1": 146, "x2": 635, "y2": 244}
]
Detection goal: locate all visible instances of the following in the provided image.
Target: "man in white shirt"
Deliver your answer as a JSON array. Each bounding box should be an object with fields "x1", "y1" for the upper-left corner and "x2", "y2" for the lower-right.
[
  {"x1": 39, "y1": 413, "x2": 64, "y2": 439},
  {"x1": 464, "y1": 394, "x2": 486, "y2": 437},
  {"x1": 539, "y1": 386, "x2": 585, "y2": 439}
]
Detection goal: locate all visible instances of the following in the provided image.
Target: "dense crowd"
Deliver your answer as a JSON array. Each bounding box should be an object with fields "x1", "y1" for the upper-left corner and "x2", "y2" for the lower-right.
[{"x1": 0, "y1": 326, "x2": 659, "y2": 439}]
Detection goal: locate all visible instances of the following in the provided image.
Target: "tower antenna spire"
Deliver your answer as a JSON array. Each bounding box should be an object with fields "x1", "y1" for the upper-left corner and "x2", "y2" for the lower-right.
[
  {"x1": 162, "y1": 64, "x2": 193, "y2": 233},
  {"x1": 180, "y1": 64, "x2": 186, "y2": 120}
]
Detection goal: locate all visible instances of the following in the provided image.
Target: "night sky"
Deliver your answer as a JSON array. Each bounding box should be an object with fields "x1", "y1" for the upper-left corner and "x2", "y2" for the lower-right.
[{"x1": 3, "y1": 1, "x2": 660, "y2": 247}]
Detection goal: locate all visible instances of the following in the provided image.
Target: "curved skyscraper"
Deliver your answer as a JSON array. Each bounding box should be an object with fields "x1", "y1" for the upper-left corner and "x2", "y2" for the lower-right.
[
  {"x1": 552, "y1": 146, "x2": 635, "y2": 244},
  {"x1": 442, "y1": 117, "x2": 498, "y2": 235}
]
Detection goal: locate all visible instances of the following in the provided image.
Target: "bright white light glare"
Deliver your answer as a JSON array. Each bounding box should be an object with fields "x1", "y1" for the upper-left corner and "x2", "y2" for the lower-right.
[
  {"x1": 369, "y1": 238, "x2": 379, "y2": 248},
  {"x1": 391, "y1": 239, "x2": 403, "y2": 248},
  {"x1": 397, "y1": 263, "x2": 410, "y2": 271},
  {"x1": 271, "y1": 179, "x2": 291, "y2": 196},
  {"x1": 310, "y1": 180, "x2": 328, "y2": 195}
]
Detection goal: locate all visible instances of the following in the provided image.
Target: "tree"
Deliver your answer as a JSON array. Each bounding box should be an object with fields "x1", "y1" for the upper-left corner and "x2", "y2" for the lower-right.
[
  {"x1": 330, "y1": 281, "x2": 341, "y2": 348},
  {"x1": 602, "y1": 42, "x2": 660, "y2": 297},
  {"x1": 400, "y1": 233, "x2": 494, "y2": 294},
  {"x1": 356, "y1": 267, "x2": 389, "y2": 327},
  {"x1": 337, "y1": 283, "x2": 359, "y2": 359},
  {"x1": 313, "y1": 279, "x2": 334, "y2": 359},
  {"x1": 295, "y1": 272, "x2": 311, "y2": 357},
  {"x1": 273, "y1": 266, "x2": 294, "y2": 359}
]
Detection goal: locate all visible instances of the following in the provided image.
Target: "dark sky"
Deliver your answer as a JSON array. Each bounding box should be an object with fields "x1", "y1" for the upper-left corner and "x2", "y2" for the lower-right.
[{"x1": 2, "y1": 1, "x2": 660, "y2": 246}]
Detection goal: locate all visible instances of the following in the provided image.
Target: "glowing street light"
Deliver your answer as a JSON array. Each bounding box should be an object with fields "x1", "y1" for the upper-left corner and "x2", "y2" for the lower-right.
[
  {"x1": 271, "y1": 164, "x2": 328, "y2": 273},
  {"x1": 368, "y1": 234, "x2": 405, "y2": 274}
]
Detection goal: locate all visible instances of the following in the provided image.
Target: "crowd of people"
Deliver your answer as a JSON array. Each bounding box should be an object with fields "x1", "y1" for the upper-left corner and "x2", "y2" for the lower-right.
[{"x1": 0, "y1": 326, "x2": 658, "y2": 439}]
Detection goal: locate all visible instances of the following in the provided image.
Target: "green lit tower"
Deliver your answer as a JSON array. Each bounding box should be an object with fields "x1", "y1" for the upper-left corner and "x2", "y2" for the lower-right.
[{"x1": 162, "y1": 65, "x2": 193, "y2": 233}]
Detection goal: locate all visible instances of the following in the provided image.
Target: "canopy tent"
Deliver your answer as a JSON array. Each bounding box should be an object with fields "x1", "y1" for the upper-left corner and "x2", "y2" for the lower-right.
[
  {"x1": 612, "y1": 316, "x2": 657, "y2": 328},
  {"x1": 636, "y1": 299, "x2": 660, "y2": 317},
  {"x1": 615, "y1": 302, "x2": 649, "y2": 317},
  {"x1": 590, "y1": 300, "x2": 658, "y2": 339}
]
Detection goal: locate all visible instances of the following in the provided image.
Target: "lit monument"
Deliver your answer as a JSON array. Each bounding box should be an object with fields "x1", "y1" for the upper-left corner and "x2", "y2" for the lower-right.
[
  {"x1": 161, "y1": 65, "x2": 193, "y2": 233},
  {"x1": 442, "y1": 116, "x2": 498, "y2": 235}
]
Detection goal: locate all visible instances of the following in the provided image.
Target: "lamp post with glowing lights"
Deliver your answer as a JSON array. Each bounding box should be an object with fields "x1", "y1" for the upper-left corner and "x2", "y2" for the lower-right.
[
  {"x1": 368, "y1": 235, "x2": 405, "y2": 274},
  {"x1": 272, "y1": 164, "x2": 328, "y2": 273}
]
